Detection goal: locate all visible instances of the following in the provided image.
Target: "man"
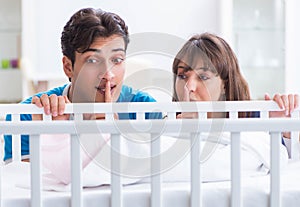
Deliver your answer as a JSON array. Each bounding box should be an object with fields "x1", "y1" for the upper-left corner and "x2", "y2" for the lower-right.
[{"x1": 4, "y1": 8, "x2": 161, "y2": 162}]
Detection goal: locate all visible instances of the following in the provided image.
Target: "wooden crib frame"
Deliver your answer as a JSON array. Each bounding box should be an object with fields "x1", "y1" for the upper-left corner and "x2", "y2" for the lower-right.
[{"x1": 0, "y1": 101, "x2": 300, "y2": 207}]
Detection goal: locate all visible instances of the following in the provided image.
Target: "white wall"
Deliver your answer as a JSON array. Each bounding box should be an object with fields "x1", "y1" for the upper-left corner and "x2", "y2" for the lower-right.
[
  {"x1": 285, "y1": 0, "x2": 300, "y2": 94},
  {"x1": 21, "y1": 0, "x2": 223, "y2": 81},
  {"x1": 0, "y1": 0, "x2": 21, "y2": 60},
  {"x1": 0, "y1": 0, "x2": 22, "y2": 102},
  {"x1": 21, "y1": 0, "x2": 225, "y2": 100}
]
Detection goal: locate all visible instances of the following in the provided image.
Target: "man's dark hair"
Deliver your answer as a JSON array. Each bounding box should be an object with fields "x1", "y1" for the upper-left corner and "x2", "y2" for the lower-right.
[{"x1": 61, "y1": 8, "x2": 129, "y2": 65}]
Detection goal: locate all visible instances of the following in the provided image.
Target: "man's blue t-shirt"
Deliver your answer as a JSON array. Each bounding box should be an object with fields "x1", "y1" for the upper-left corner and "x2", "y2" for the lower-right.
[{"x1": 3, "y1": 84, "x2": 161, "y2": 161}]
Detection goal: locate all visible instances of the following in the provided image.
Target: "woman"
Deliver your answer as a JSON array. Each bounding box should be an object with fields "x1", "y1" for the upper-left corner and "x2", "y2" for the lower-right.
[
  {"x1": 172, "y1": 32, "x2": 298, "y2": 119},
  {"x1": 171, "y1": 33, "x2": 299, "y2": 166}
]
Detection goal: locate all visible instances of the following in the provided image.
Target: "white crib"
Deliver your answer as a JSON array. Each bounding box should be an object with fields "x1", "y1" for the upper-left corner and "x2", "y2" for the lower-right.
[{"x1": 1, "y1": 101, "x2": 300, "y2": 207}]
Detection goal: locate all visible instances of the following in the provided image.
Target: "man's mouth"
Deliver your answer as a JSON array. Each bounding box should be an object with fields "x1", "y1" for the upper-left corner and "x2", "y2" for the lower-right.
[{"x1": 95, "y1": 85, "x2": 116, "y2": 95}]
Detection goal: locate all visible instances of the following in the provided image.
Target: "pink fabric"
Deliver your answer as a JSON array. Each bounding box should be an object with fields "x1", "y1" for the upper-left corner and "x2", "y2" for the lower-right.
[{"x1": 41, "y1": 133, "x2": 110, "y2": 184}]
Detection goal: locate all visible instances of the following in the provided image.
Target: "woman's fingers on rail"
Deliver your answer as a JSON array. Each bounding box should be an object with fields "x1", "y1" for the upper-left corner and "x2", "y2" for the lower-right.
[
  {"x1": 288, "y1": 94, "x2": 299, "y2": 114},
  {"x1": 270, "y1": 93, "x2": 299, "y2": 116},
  {"x1": 272, "y1": 93, "x2": 286, "y2": 111}
]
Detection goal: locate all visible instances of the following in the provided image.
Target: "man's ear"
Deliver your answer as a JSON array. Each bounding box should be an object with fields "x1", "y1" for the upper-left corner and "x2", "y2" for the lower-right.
[{"x1": 63, "y1": 56, "x2": 73, "y2": 80}]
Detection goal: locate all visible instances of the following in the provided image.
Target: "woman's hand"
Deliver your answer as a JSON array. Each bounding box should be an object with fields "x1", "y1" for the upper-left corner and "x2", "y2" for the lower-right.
[
  {"x1": 265, "y1": 93, "x2": 299, "y2": 118},
  {"x1": 265, "y1": 93, "x2": 299, "y2": 139}
]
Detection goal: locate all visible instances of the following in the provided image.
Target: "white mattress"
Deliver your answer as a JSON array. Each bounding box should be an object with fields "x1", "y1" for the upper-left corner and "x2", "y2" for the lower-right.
[{"x1": 1, "y1": 161, "x2": 300, "y2": 207}]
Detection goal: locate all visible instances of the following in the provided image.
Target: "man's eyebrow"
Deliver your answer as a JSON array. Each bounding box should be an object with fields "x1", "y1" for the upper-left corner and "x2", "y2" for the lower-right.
[
  {"x1": 112, "y1": 48, "x2": 125, "y2": 52},
  {"x1": 83, "y1": 48, "x2": 125, "y2": 53}
]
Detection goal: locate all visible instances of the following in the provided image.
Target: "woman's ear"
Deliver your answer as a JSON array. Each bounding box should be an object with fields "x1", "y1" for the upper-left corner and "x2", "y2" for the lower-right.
[{"x1": 63, "y1": 56, "x2": 73, "y2": 80}]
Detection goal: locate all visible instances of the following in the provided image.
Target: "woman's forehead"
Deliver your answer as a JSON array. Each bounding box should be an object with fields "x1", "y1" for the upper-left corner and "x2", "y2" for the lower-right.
[
  {"x1": 177, "y1": 59, "x2": 216, "y2": 73},
  {"x1": 179, "y1": 56, "x2": 204, "y2": 67}
]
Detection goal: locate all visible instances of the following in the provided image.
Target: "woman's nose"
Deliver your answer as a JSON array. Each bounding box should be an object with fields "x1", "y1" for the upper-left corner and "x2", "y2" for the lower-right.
[{"x1": 186, "y1": 78, "x2": 196, "y2": 92}]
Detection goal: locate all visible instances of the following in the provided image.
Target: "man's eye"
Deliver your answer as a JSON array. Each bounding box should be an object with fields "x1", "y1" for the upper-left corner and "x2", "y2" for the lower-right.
[
  {"x1": 112, "y1": 58, "x2": 124, "y2": 64},
  {"x1": 86, "y1": 58, "x2": 99, "y2": 64}
]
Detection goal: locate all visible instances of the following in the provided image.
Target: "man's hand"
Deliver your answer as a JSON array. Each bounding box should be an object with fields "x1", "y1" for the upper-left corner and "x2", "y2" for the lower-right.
[{"x1": 31, "y1": 94, "x2": 71, "y2": 120}]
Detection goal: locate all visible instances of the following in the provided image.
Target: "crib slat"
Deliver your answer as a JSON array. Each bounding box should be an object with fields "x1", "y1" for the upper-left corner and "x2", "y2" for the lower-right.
[
  {"x1": 291, "y1": 112, "x2": 300, "y2": 160},
  {"x1": 291, "y1": 131, "x2": 300, "y2": 160},
  {"x1": 260, "y1": 111, "x2": 269, "y2": 119},
  {"x1": 106, "y1": 112, "x2": 115, "y2": 121},
  {"x1": 270, "y1": 132, "x2": 281, "y2": 207},
  {"x1": 0, "y1": 164, "x2": 2, "y2": 207},
  {"x1": 151, "y1": 133, "x2": 161, "y2": 207},
  {"x1": 30, "y1": 134, "x2": 42, "y2": 207},
  {"x1": 111, "y1": 133, "x2": 123, "y2": 207},
  {"x1": 137, "y1": 112, "x2": 145, "y2": 120},
  {"x1": 229, "y1": 112, "x2": 238, "y2": 119},
  {"x1": 191, "y1": 133, "x2": 202, "y2": 207},
  {"x1": 167, "y1": 112, "x2": 176, "y2": 120},
  {"x1": 12, "y1": 134, "x2": 21, "y2": 162},
  {"x1": 11, "y1": 114, "x2": 21, "y2": 162},
  {"x1": 71, "y1": 134, "x2": 83, "y2": 207},
  {"x1": 231, "y1": 132, "x2": 241, "y2": 207},
  {"x1": 0, "y1": 163, "x2": 2, "y2": 207}
]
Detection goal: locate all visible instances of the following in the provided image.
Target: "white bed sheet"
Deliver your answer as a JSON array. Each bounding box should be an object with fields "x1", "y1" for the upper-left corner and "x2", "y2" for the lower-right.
[
  {"x1": 38, "y1": 131, "x2": 288, "y2": 188},
  {"x1": 1, "y1": 161, "x2": 300, "y2": 207}
]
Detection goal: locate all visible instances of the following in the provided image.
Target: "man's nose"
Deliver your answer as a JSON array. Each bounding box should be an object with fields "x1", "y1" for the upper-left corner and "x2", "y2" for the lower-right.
[{"x1": 102, "y1": 69, "x2": 115, "y2": 81}]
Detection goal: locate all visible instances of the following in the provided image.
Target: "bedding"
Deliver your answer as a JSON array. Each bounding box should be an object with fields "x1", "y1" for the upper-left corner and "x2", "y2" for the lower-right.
[
  {"x1": 9, "y1": 131, "x2": 289, "y2": 191},
  {"x1": 1, "y1": 161, "x2": 300, "y2": 207}
]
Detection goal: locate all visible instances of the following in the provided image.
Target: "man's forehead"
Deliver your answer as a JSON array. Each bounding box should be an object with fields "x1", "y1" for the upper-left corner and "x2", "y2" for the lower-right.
[
  {"x1": 91, "y1": 35, "x2": 124, "y2": 46},
  {"x1": 83, "y1": 47, "x2": 125, "y2": 54}
]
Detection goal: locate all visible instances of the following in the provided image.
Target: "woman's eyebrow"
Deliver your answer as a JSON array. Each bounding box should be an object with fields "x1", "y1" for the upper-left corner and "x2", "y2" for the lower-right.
[
  {"x1": 178, "y1": 65, "x2": 191, "y2": 71},
  {"x1": 195, "y1": 67, "x2": 209, "y2": 72}
]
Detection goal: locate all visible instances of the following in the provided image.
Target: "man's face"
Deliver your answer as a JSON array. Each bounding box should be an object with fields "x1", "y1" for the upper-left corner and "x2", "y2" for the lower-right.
[{"x1": 67, "y1": 35, "x2": 126, "y2": 103}]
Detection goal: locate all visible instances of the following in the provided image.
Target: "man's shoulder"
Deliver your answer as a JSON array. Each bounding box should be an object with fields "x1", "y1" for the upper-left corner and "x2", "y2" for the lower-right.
[
  {"x1": 120, "y1": 85, "x2": 156, "y2": 103},
  {"x1": 21, "y1": 84, "x2": 69, "y2": 104}
]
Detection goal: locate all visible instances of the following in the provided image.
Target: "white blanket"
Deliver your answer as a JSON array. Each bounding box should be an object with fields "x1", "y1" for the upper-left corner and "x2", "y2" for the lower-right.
[
  {"x1": 2, "y1": 161, "x2": 300, "y2": 207},
  {"x1": 32, "y1": 131, "x2": 289, "y2": 191}
]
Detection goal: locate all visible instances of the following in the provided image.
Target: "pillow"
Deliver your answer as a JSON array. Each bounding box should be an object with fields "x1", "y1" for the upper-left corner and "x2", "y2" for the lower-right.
[{"x1": 41, "y1": 133, "x2": 110, "y2": 184}]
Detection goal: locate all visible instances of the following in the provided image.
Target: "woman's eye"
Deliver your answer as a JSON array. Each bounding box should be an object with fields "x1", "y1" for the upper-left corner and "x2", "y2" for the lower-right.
[
  {"x1": 199, "y1": 75, "x2": 209, "y2": 81},
  {"x1": 112, "y1": 57, "x2": 124, "y2": 64},
  {"x1": 177, "y1": 74, "x2": 187, "y2": 80}
]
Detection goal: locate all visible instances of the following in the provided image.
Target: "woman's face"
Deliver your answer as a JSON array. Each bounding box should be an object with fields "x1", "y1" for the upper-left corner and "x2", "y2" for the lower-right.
[{"x1": 175, "y1": 61, "x2": 224, "y2": 102}]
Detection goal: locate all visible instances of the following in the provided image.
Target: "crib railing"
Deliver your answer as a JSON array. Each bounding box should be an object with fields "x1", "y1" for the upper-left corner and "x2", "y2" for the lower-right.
[{"x1": 0, "y1": 101, "x2": 300, "y2": 207}]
